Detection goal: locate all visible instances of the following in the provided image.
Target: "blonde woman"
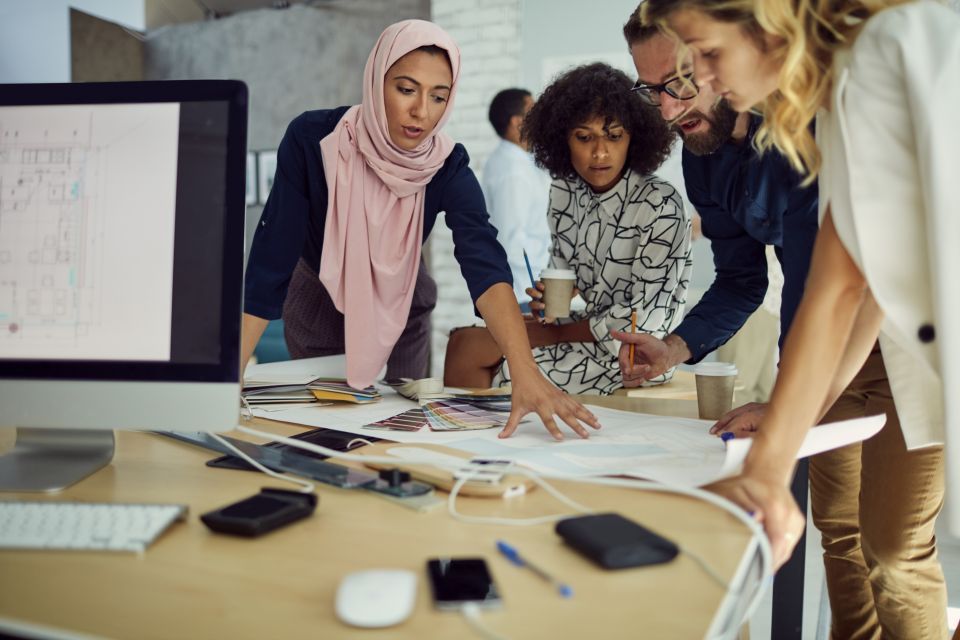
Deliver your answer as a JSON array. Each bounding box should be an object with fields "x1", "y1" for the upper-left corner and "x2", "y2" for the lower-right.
[{"x1": 641, "y1": 0, "x2": 960, "y2": 638}]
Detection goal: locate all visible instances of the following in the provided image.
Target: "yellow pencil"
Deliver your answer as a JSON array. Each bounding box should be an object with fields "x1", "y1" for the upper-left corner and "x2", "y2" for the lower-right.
[{"x1": 629, "y1": 309, "x2": 637, "y2": 365}]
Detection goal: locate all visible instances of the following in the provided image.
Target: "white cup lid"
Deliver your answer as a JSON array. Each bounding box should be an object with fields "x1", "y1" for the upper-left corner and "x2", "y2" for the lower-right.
[
  {"x1": 540, "y1": 268, "x2": 576, "y2": 280},
  {"x1": 693, "y1": 362, "x2": 738, "y2": 376}
]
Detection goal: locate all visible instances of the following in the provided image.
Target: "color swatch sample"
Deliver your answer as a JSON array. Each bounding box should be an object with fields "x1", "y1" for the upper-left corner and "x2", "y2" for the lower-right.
[
  {"x1": 421, "y1": 399, "x2": 509, "y2": 431},
  {"x1": 363, "y1": 408, "x2": 429, "y2": 432}
]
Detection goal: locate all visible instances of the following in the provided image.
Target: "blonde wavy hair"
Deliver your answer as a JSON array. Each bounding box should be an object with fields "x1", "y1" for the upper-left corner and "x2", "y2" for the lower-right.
[{"x1": 641, "y1": 0, "x2": 911, "y2": 182}]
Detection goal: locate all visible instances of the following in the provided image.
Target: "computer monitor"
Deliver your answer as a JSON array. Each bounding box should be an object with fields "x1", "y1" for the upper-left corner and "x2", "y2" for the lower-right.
[{"x1": 0, "y1": 80, "x2": 248, "y2": 492}]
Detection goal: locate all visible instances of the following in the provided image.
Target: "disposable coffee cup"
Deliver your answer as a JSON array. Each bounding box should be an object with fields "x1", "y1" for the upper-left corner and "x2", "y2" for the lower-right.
[
  {"x1": 693, "y1": 362, "x2": 738, "y2": 420},
  {"x1": 539, "y1": 268, "x2": 576, "y2": 318}
]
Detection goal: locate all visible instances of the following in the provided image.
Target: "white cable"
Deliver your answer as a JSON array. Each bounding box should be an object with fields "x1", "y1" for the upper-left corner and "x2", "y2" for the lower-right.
[
  {"x1": 679, "y1": 545, "x2": 731, "y2": 590},
  {"x1": 446, "y1": 475, "x2": 566, "y2": 526},
  {"x1": 210, "y1": 433, "x2": 315, "y2": 494},
  {"x1": 237, "y1": 424, "x2": 473, "y2": 468},
  {"x1": 531, "y1": 472, "x2": 773, "y2": 624},
  {"x1": 240, "y1": 394, "x2": 254, "y2": 421},
  {"x1": 447, "y1": 467, "x2": 592, "y2": 526},
  {"x1": 461, "y1": 603, "x2": 510, "y2": 640},
  {"x1": 234, "y1": 424, "x2": 772, "y2": 621},
  {"x1": 346, "y1": 438, "x2": 375, "y2": 449},
  {"x1": 238, "y1": 425, "x2": 592, "y2": 523}
]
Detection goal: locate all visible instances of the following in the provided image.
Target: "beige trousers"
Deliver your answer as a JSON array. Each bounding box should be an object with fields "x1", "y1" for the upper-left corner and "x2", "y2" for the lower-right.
[{"x1": 810, "y1": 346, "x2": 947, "y2": 640}]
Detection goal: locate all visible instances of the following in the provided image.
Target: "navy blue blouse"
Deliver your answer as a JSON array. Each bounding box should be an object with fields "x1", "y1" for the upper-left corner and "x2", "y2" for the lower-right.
[
  {"x1": 244, "y1": 107, "x2": 512, "y2": 320},
  {"x1": 675, "y1": 115, "x2": 819, "y2": 362}
]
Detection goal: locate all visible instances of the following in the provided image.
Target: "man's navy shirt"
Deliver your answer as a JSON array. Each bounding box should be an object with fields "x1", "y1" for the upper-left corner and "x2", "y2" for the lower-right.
[{"x1": 675, "y1": 115, "x2": 819, "y2": 362}]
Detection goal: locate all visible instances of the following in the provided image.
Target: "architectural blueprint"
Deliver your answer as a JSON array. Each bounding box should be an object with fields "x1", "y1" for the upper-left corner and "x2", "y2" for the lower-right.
[
  {"x1": 0, "y1": 103, "x2": 179, "y2": 360},
  {"x1": 241, "y1": 358, "x2": 885, "y2": 488}
]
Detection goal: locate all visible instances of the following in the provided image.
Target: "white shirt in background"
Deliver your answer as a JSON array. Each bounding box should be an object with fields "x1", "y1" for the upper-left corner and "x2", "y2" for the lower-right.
[{"x1": 481, "y1": 139, "x2": 551, "y2": 305}]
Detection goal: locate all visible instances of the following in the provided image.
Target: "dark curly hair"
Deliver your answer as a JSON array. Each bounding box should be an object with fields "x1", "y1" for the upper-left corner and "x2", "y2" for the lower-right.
[{"x1": 522, "y1": 62, "x2": 674, "y2": 180}]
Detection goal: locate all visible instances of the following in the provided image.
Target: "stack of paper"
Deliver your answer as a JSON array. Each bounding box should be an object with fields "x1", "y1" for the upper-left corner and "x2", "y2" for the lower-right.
[
  {"x1": 309, "y1": 379, "x2": 381, "y2": 404},
  {"x1": 242, "y1": 384, "x2": 320, "y2": 405},
  {"x1": 242, "y1": 371, "x2": 325, "y2": 406},
  {"x1": 242, "y1": 367, "x2": 380, "y2": 406}
]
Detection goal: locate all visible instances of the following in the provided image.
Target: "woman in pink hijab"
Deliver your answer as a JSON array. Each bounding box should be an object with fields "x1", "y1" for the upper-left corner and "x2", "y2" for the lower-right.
[{"x1": 242, "y1": 20, "x2": 599, "y2": 439}]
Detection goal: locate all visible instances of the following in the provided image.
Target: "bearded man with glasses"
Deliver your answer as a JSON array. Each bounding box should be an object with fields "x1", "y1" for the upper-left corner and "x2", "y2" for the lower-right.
[
  {"x1": 614, "y1": 11, "x2": 817, "y2": 394},
  {"x1": 630, "y1": 70, "x2": 738, "y2": 156}
]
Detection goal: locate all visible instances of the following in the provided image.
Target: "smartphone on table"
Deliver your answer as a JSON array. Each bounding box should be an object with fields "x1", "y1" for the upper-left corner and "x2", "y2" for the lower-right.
[{"x1": 426, "y1": 557, "x2": 502, "y2": 610}]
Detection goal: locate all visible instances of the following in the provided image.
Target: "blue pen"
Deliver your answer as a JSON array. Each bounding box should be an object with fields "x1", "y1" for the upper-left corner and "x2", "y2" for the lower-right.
[
  {"x1": 522, "y1": 250, "x2": 545, "y2": 318},
  {"x1": 720, "y1": 432, "x2": 735, "y2": 443},
  {"x1": 496, "y1": 539, "x2": 573, "y2": 598}
]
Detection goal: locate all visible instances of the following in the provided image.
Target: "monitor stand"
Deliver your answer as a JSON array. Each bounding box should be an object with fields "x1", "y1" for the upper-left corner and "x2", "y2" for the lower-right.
[{"x1": 0, "y1": 428, "x2": 115, "y2": 492}]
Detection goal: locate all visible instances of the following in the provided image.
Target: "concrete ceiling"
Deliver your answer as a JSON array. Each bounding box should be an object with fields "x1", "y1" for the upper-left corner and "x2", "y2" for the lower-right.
[
  {"x1": 198, "y1": 0, "x2": 296, "y2": 15},
  {"x1": 146, "y1": 0, "x2": 320, "y2": 29}
]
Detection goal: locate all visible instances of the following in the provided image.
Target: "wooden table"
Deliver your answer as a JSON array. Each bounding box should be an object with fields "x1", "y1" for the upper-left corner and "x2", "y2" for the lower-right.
[
  {"x1": 613, "y1": 370, "x2": 701, "y2": 401},
  {"x1": 0, "y1": 397, "x2": 757, "y2": 639},
  {"x1": 612, "y1": 370, "x2": 746, "y2": 404}
]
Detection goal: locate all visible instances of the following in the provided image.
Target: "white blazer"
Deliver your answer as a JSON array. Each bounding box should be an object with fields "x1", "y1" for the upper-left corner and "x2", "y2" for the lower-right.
[{"x1": 818, "y1": 1, "x2": 960, "y2": 528}]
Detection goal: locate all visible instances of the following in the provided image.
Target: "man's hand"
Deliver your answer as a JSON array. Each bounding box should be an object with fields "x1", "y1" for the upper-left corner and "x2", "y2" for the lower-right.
[
  {"x1": 705, "y1": 474, "x2": 806, "y2": 570},
  {"x1": 710, "y1": 402, "x2": 767, "y2": 436},
  {"x1": 611, "y1": 331, "x2": 689, "y2": 386},
  {"x1": 499, "y1": 362, "x2": 601, "y2": 441}
]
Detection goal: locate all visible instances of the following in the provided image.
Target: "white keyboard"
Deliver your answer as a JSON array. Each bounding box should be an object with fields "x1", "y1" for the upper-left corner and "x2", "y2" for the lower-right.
[{"x1": 0, "y1": 501, "x2": 188, "y2": 552}]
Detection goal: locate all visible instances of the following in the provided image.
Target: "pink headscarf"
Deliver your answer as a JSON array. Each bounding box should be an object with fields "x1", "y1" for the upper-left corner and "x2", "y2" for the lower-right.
[{"x1": 318, "y1": 20, "x2": 460, "y2": 389}]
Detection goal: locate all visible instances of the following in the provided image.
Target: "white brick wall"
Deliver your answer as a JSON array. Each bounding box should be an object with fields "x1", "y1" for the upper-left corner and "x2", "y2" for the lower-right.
[{"x1": 428, "y1": 0, "x2": 522, "y2": 376}]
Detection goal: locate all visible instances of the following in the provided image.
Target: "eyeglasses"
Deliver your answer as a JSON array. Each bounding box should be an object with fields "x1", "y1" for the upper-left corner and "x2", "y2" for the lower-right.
[{"x1": 630, "y1": 72, "x2": 699, "y2": 107}]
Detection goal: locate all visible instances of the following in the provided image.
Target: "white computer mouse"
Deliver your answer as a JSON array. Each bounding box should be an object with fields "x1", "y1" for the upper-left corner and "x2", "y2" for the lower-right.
[{"x1": 334, "y1": 569, "x2": 417, "y2": 628}]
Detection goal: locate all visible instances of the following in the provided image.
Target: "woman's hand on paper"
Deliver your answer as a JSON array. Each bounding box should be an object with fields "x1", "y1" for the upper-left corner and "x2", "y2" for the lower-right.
[
  {"x1": 710, "y1": 402, "x2": 767, "y2": 437},
  {"x1": 499, "y1": 362, "x2": 601, "y2": 441},
  {"x1": 706, "y1": 473, "x2": 805, "y2": 570}
]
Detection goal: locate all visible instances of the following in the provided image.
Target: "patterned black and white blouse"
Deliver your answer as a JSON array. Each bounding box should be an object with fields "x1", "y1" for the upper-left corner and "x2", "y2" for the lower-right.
[{"x1": 494, "y1": 169, "x2": 691, "y2": 395}]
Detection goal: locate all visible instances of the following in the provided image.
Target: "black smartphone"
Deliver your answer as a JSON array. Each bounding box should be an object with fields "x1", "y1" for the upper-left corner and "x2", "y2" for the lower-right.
[
  {"x1": 200, "y1": 488, "x2": 317, "y2": 537},
  {"x1": 426, "y1": 557, "x2": 502, "y2": 610}
]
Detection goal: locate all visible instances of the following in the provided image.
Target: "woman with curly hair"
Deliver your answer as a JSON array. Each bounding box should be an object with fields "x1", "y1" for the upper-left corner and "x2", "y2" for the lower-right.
[
  {"x1": 642, "y1": 0, "x2": 960, "y2": 636},
  {"x1": 444, "y1": 62, "x2": 690, "y2": 408}
]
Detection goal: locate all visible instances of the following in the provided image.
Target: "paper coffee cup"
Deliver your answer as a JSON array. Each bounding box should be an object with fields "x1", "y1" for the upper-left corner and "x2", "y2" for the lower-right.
[
  {"x1": 539, "y1": 268, "x2": 576, "y2": 318},
  {"x1": 694, "y1": 362, "x2": 738, "y2": 420}
]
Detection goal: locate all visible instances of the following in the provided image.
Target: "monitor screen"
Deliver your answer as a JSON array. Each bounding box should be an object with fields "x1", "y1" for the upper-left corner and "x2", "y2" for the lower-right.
[
  {"x1": 0, "y1": 81, "x2": 247, "y2": 491},
  {"x1": 0, "y1": 82, "x2": 246, "y2": 380}
]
